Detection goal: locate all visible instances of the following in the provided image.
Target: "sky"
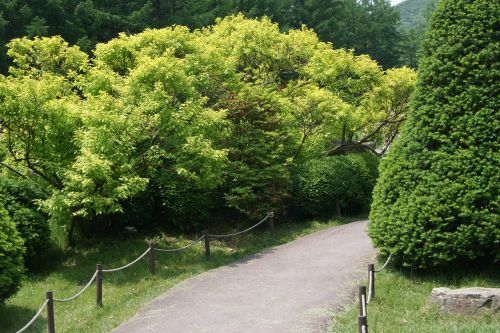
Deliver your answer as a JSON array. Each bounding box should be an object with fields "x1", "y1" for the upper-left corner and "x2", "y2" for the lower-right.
[{"x1": 391, "y1": 0, "x2": 406, "y2": 5}]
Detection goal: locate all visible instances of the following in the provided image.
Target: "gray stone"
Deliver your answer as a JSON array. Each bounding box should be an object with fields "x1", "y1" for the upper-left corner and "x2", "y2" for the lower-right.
[{"x1": 429, "y1": 287, "x2": 500, "y2": 315}]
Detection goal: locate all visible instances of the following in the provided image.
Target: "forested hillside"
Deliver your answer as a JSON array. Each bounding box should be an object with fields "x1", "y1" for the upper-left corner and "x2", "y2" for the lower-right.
[
  {"x1": 0, "y1": 0, "x2": 402, "y2": 71},
  {"x1": 396, "y1": 0, "x2": 439, "y2": 67},
  {"x1": 395, "y1": 0, "x2": 439, "y2": 28}
]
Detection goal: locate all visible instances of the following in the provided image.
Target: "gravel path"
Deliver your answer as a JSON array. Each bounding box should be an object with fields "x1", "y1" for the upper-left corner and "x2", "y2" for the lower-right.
[{"x1": 112, "y1": 220, "x2": 375, "y2": 333}]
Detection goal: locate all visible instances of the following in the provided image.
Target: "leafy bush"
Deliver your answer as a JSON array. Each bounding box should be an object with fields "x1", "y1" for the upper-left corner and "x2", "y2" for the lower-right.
[
  {"x1": 0, "y1": 204, "x2": 25, "y2": 303},
  {"x1": 292, "y1": 153, "x2": 379, "y2": 217},
  {"x1": 369, "y1": 0, "x2": 500, "y2": 268},
  {"x1": 119, "y1": 172, "x2": 223, "y2": 233},
  {"x1": 0, "y1": 176, "x2": 50, "y2": 270}
]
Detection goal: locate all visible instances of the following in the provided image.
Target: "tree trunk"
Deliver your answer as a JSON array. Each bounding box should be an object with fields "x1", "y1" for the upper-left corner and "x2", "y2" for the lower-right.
[
  {"x1": 67, "y1": 215, "x2": 82, "y2": 248},
  {"x1": 335, "y1": 197, "x2": 342, "y2": 219}
]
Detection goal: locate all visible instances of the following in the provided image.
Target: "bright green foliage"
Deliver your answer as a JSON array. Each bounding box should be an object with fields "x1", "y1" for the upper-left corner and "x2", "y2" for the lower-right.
[
  {"x1": 0, "y1": 31, "x2": 228, "y2": 242},
  {"x1": 369, "y1": 0, "x2": 500, "y2": 268},
  {"x1": 0, "y1": 175, "x2": 49, "y2": 270},
  {"x1": 0, "y1": 203, "x2": 25, "y2": 303},
  {"x1": 293, "y1": 153, "x2": 379, "y2": 217},
  {"x1": 7, "y1": 36, "x2": 88, "y2": 78},
  {"x1": 0, "y1": 16, "x2": 415, "y2": 241},
  {"x1": 293, "y1": 57, "x2": 416, "y2": 158}
]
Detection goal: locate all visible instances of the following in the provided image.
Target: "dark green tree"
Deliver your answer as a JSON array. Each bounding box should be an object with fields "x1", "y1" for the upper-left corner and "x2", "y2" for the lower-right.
[
  {"x1": 369, "y1": 0, "x2": 500, "y2": 268},
  {"x1": 303, "y1": 0, "x2": 402, "y2": 68}
]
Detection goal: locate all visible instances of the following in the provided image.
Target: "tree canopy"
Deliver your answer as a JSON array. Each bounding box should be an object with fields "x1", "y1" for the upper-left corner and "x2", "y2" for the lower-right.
[
  {"x1": 0, "y1": 0, "x2": 403, "y2": 72},
  {"x1": 0, "y1": 15, "x2": 415, "y2": 244}
]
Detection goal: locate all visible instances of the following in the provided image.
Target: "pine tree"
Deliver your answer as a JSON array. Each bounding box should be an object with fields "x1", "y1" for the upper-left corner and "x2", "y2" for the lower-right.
[{"x1": 369, "y1": 0, "x2": 500, "y2": 268}]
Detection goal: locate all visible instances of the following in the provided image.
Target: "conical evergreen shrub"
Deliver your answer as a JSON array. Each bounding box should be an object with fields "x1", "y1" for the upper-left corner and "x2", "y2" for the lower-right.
[{"x1": 369, "y1": 0, "x2": 499, "y2": 268}]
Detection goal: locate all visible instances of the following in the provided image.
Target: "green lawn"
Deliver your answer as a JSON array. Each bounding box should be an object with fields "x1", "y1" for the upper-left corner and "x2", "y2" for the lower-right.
[
  {"x1": 1, "y1": 216, "x2": 360, "y2": 333},
  {"x1": 330, "y1": 260, "x2": 500, "y2": 333}
]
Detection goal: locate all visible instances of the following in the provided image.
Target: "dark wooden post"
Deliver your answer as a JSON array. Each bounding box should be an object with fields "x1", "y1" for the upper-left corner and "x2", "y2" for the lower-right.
[
  {"x1": 268, "y1": 211, "x2": 275, "y2": 238},
  {"x1": 359, "y1": 286, "x2": 367, "y2": 316},
  {"x1": 46, "y1": 291, "x2": 55, "y2": 333},
  {"x1": 358, "y1": 315, "x2": 368, "y2": 333},
  {"x1": 204, "y1": 230, "x2": 210, "y2": 259},
  {"x1": 149, "y1": 242, "x2": 155, "y2": 275},
  {"x1": 96, "y1": 264, "x2": 103, "y2": 307},
  {"x1": 368, "y1": 264, "x2": 375, "y2": 299}
]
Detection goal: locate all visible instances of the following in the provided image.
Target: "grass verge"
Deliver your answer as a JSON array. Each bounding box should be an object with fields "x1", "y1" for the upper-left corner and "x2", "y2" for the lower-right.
[
  {"x1": 1, "y1": 215, "x2": 362, "y2": 333},
  {"x1": 330, "y1": 260, "x2": 500, "y2": 333}
]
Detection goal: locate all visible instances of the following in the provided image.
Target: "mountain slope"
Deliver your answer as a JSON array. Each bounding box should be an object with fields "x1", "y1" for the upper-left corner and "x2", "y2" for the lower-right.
[{"x1": 395, "y1": 0, "x2": 439, "y2": 28}]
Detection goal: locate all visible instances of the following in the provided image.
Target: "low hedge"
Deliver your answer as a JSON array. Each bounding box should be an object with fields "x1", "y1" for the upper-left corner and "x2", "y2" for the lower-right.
[{"x1": 292, "y1": 153, "x2": 379, "y2": 217}]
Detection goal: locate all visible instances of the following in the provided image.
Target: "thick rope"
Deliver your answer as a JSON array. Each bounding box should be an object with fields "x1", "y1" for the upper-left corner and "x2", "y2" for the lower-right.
[
  {"x1": 209, "y1": 215, "x2": 270, "y2": 238},
  {"x1": 53, "y1": 271, "x2": 98, "y2": 302},
  {"x1": 155, "y1": 235, "x2": 206, "y2": 252},
  {"x1": 15, "y1": 299, "x2": 49, "y2": 333},
  {"x1": 375, "y1": 253, "x2": 392, "y2": 272},
  {"x1": 102, "y1": 248, "x2": 150, "y2": 273}
]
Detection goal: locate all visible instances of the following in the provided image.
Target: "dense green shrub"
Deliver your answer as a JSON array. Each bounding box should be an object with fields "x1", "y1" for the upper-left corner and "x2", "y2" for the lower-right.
[
  {"x1": 345, "y1": 153, "x2": 380, "y2": 212},
  {"x1": 0, "y1": 204, "x2": 25, "y2": 303},
  {"x1": 121, "y1": 172, "x2": 223, "y2": 233},
  {"x1": 0, "y1": 176, "x2": 50, "y2": 270},
  {"x1": 369, "y1": 0, "x2": 500, "y2": 268},
  {"x1": 292, "y1": 153, "x2": 379, "y2": 217}
]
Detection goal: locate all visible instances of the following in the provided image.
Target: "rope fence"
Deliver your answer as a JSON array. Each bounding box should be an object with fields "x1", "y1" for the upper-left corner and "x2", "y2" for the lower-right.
[
  {"x1": 154, "y1": 234, "x2": 206, "y2": 252},
  {"x1": 357, "y1": 254, "x2": 392, "y2": 333},
  {"x1": 13, "y1": 211, "x2": 275, "y2": 333},
  {"x1": 102, "y1": 248, "x2": 151, "y2": 273},
  {"x1": 208, "y1": 214, "x2": 270, "y2": 238},
  {"x1": 374, "y1": 253, "x2": 392, "y2": 272},
  {"x1": 15, "y1": 300, "x2": 49, "y2": 333},
  {"x1": 53, "y1": 271, "x2": 98, "y2": 303}
]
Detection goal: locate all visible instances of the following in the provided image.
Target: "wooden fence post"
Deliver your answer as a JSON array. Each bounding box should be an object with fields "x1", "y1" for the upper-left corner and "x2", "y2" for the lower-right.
[
  {"x1": 149, "y1": 242, "x2": 155, "y2": 275},
  {"x1": 358, "y1": 315, "x2": 368, "y2": 333},
  {"x1": 46, "y1": 291, "x2": 55, "y2": 333},
  {"x1": 359, "y1": 286, "x2": 367, "y2": 317},
  {"x1": 96, "y1": 264, "x2": 103, "y2": 307},
  {"x1": 368, "y1": 264, "x2": 375, "y2": 299},
  {"x1": 268, "y1": 211, "x2": 275, "y2": 238},
  {"x1": 204, "y1": 230, "x2": 210, "y2": 259}
]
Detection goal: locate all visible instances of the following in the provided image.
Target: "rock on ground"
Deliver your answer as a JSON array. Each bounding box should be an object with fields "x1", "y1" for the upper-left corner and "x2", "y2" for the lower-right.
[{"x1": 429, "y1": 287, "x2": 500, "y2": 315}]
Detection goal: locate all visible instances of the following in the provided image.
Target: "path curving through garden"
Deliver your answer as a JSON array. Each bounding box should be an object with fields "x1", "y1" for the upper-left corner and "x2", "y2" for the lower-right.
[{"x1": 112, "y1": 220, "x2": 375, "y2": 333}]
